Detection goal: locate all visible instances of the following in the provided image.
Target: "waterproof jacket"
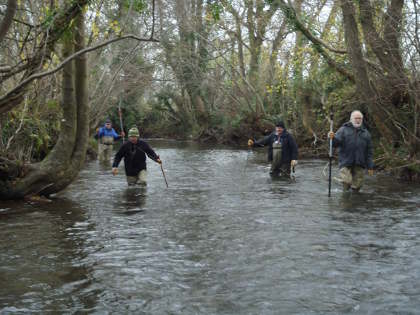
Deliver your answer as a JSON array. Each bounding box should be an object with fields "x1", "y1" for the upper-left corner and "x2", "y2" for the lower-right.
[
  {"x1": 254, "y1": 130, "x2": 298, "y2": 163},
  {"x1": 333, "y1": 122, "x2": 374, "y2": 169},
  {"x1": 112, "y1": 140, "x2": 159, "y2": 176},
  {"x1": 97, "y1": 125, "x2": 121, "y2": 140}
]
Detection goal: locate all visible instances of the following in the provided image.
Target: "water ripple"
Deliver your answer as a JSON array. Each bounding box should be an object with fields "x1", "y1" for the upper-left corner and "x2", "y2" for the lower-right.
[{"x1": 1, "y1": 141, "x2": 420, "y2": 314}]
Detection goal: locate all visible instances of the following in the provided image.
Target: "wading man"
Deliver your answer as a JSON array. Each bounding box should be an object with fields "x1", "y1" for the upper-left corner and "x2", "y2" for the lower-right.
[
  {"x1": 248, "y1": 121, "x2": 298, "y2": 177},
  {"x1": 112, "y1": 127, "x2": 161, "y2": 186},
  {"x1": 328, "y1": 110, "x2": 374, "y2": 192},
  {"x1": 96, "y1": 119, "x2": 125, "y2": 164}
]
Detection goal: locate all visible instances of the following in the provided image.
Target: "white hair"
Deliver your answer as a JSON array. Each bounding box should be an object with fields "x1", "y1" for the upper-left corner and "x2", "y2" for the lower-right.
[{"x1": 350, "y1": 110, "x2": 363, "y2": 119}]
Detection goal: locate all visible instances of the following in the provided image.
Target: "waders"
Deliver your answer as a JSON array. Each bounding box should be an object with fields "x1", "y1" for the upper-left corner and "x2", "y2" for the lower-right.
[
  {"x1": 271, "y1": 142, "x2": 289, "y2": 177},
  {"x1": 160, "y1": 163, "x2": 169, "y2": 188}
]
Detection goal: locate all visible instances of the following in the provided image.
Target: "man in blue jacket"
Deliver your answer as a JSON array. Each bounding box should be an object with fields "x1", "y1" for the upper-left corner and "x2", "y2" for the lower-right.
[
  {"x1": 96, "y1": 119, "x2": 125, "y2": 164},
  {"x1": 248, "y1": 121, "x2": 298, "y2": 177},
  {"x1": 329, "y1": 110, "x2": 374, "y2": 192}
]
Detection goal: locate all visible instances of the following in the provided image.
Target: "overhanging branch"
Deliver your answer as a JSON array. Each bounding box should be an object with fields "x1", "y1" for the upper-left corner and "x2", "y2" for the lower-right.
[
  {"x1": 275, "y1": 0, "x2": 347, "y2": 54},
  {"x1": 273, "y1": 0, "x2": 354, "y2": 81},
  {"x1": 0, "y1": 34, "x2": 159, "y2": 114}
]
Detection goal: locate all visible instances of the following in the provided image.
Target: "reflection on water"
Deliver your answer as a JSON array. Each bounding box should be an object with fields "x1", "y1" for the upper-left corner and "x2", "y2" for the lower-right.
[
  {"x1": 1, "y1": 140, "x2": 420, "y2": 314},
  {"x1": 0, "y1": 200, "x2": 100, "y2": 314},
  {"x1": 119, "y1": 186, "x2": 147, "y2": 215}
]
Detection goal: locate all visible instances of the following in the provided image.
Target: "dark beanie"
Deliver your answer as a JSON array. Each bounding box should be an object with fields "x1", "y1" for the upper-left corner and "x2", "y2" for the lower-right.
[
  {"x1": 275, "y1": 121, "x2": 285, "y2": 128},
  {"x1": 105, "y1": 118, "x2": 111, "y2": 123}
]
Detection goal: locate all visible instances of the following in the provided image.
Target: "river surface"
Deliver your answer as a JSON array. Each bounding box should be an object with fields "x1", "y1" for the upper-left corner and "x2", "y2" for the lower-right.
[{"x1": 1, "y1": 140, "x2": 420, "y2": 314}]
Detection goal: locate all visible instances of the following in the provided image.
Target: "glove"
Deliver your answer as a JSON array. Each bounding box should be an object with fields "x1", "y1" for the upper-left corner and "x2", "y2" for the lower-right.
[
  {"x1": 248, "y1": 139, "x2": 254, "y2": 147},
  {"x1": 291, "y1": 160, "x2": 298, "y2": 167},
  {"x1": 368, "y1": 169, "x2": 374, "y2": 176},
  {"x1": 156, "y1": 158, "x2": 162, "y2": 164},
  {"x1": 112, "y1": 167, "x2": 118, "y2": 176},
  {"x1": 328, "y1": 131, "x2": 334, "y2": 139}
]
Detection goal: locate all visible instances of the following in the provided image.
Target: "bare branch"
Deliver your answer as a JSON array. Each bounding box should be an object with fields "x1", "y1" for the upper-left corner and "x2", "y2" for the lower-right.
[
  {"x1": 6, "y1": 95, "x2": 28, "y2": 150},
  {"x1": 277, "y1": 0, "x2": 347, "y2": 54},
  {"x1": 0, "y1": 34, "x2": 159, "y2": 114}
]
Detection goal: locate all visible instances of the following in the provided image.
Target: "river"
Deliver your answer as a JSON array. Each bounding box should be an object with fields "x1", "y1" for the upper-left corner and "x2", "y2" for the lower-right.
[{"x1": 1, "y1": 140, "x2": 420, "y2": 314}]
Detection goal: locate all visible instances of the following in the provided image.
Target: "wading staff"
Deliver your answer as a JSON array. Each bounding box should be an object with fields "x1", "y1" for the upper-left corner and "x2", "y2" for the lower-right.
[
  {"x1": 160, "y1": 162, "x2": 169, "y2": 188},
  {"x1": 118, "y1": 97, "x2": 125, "y2": 142},
  {"x1": 328, "y1": 112, "x2": 333, "y2": 197}
]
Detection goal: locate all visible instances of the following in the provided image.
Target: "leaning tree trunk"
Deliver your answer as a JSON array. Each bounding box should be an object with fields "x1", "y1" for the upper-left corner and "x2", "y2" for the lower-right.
[
  {"x1": 41, "y1": 12, "x2": 89, "y2": 195},
  {"x1": 0, "y1": 12, "x2": 89, "y2": 200}
]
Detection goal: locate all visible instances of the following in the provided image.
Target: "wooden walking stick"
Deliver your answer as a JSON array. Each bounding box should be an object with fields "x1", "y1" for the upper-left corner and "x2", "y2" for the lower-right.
[
  {"x1": 160, "y1": 162, "x2": 169, "y2": 188},
  {"x1": 328, "y1": 112, "x2": 333, "y2": 197},
  {"x1": 118, "y1": 97, "x2": 125, "y2": 142}
]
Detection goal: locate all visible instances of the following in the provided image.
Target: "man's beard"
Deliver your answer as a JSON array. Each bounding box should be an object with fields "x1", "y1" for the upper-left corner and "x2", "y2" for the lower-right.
[{"x1": 351, "y1": 120, "x2": 362, "y2": 128}]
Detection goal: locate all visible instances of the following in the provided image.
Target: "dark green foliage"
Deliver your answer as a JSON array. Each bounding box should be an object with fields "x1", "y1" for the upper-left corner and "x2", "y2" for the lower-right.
[
  {"x1": 40, "y1": 7, "x2": 58, "y2": 30},
  {"x1": 123, "y1": 0, "x2": 147, "y2": 13},
  {"x1": 208, "y1": 2, "x2": 223, "y2": 21}
]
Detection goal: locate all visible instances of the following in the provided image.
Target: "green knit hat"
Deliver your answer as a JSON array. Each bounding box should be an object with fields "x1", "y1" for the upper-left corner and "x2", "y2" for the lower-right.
[{"x1": 128, "y1": 127, "x2": 139, "y2": 137}]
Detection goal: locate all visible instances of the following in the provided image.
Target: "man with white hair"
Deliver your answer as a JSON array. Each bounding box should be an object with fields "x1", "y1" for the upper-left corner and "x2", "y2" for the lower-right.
[{"x1": 328, "y1": 110, "x2": 374, "y2": 191}]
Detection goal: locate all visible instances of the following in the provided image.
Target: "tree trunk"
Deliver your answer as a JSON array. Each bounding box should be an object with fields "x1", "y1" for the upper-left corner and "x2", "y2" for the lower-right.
[
  {"x1": 246, "y1": 0, "x2": 276, "y2": 116},
  {"x1": 358, "y1": 0, "x2": 408, "y2": 108},
  {"x1": 0, "y1": 11, "x2": 89, "y2": 200},
  {"x1": 340, "y1": 0, "x2": 394, "y2": 141},
  {"x1": 0, "y1": 0, "x2": 17, "y2": 43},
  {"x1": 165, "y1": 0, "x2": 211, "y2": 127}
]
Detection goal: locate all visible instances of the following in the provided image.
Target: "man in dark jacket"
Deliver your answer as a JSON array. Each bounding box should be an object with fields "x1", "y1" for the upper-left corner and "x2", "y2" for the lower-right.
[
  {"x1": 112, "y1": 127, "x2": 161, "y2": 185},
  {"x1": 329, "y1": 110, "x2": 374, "y2": 191},
  {"x1": 248, "y1": 121, "x2": 298, "y2": 177}
]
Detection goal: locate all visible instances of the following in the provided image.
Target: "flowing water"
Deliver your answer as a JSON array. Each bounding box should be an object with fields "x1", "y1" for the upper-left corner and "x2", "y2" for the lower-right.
[{"x1": 1, "y1": 140, "x2": 420, "y2": 314}]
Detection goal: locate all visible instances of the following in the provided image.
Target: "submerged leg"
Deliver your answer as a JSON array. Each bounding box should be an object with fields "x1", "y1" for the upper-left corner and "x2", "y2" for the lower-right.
[
  {"x1": 104, "y1": 145, "x2": 113, "y2": 164},
  {"x1": 98, "y1": 143, "x2": 106, "y2": 162},
  {"x1": 351, "y1": 166, "x2": 365, "y2": 191},
  {"x1": 270, "y1": 162, "x2": 281, "y2": 176},
  {"x1": 126, "y1": 175, "x2": 139, "y2": 186},
  {"x1": 138, "y1": 170, "x2": 147, "y2": 185},
  {"x1": 126, "y1": 171, "x2": 147, "y2": 186},
  {"x1": 279, "y1": 164, "x2": 291, "y2": 178},
  {"x1": 339, "y1": 167, "x2": 352, "y2": 191},
  {"x1": 270, "y1": 143, "x2": 282, "y2": 176}
]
